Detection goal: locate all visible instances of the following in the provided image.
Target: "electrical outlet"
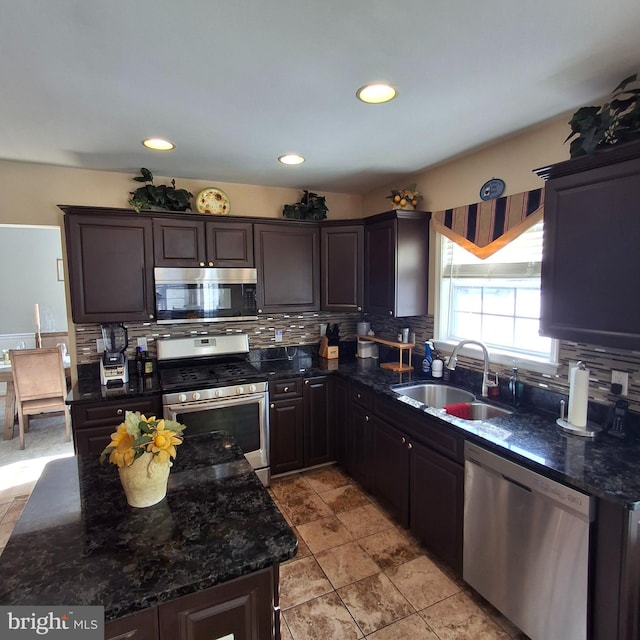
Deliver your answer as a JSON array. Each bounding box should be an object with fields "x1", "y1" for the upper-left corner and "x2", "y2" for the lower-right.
[
  {"x1": 137, "y1": 337, "x2": 148, "y2": 351},
  {"x1": 96, "y1": 338, "x2": 104, "y2": 352},
  {"x1": 274, "y1": 329, "x2": 283, "y2": 343},
  {"x1": 611, "y1": 370, "x2": 629, "y2": 396}
]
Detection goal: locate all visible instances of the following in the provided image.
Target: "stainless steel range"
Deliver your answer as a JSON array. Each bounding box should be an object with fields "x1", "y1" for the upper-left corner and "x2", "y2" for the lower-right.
[{"x1": 157, "y1": 334, "x2": 270, "y2": 486}]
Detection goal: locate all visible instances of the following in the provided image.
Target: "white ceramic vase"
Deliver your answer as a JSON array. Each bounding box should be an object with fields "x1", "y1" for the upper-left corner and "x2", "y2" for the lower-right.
[{"x1": 118, "y1": 452, "x2": 170, "y2": 508}]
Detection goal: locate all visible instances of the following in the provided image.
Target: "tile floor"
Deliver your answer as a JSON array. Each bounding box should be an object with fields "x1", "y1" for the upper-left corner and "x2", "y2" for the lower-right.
[{"x1": 270, "y1": 466, "x2": 528, "y2": 640}]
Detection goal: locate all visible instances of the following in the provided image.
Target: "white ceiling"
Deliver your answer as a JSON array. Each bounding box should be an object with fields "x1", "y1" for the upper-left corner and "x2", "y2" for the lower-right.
[{"x1": 2, "y1": 0, "x2": 640, "y2": 194}]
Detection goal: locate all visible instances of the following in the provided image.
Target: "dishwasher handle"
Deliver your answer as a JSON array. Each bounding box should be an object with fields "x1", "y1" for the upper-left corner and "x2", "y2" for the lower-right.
[{"x1": 464, "y1": 441, "x2": 594, "y2": 521}]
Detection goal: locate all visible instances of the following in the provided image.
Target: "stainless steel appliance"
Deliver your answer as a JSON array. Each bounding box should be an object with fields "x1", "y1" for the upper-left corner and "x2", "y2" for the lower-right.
[
  {"x1": 158, "y1": 334, "x2": 270, "y2": 486},
  {"x1": 100, "y1": 323, "x2": 129, "y2": 386},
  {"x1": 154, "y1": 267, "x2": 258, "y2": 324},
  {"x1": 464, "y1": 442, "x2": 594, "y2": 640}
]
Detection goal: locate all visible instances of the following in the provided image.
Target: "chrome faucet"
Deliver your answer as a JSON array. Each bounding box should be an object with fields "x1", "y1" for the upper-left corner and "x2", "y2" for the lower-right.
[{"x1": 447, "y1": 339, "x2": 491, "y2": 397}]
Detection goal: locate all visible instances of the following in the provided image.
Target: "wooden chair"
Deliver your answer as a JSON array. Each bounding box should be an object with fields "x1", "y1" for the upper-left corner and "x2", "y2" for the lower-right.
[{"x1": 10, "y1": 347, "x2": 71, "y2": 450}]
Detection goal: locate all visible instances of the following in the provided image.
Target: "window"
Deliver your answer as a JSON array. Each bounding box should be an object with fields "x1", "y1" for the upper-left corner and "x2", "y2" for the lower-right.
[{"x1": 437, "y1": 221, "x2": 556, "y2": 364}]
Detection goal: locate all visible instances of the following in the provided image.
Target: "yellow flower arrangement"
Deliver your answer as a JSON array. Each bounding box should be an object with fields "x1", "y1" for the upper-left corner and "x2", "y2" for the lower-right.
[{"x1": 99, "y1": 411, "x2": 187, "y2": 468}]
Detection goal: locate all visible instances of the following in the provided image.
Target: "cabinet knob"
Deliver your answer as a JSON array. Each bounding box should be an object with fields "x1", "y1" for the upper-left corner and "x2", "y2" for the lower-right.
[
  {"x1": 283, "y1": 386, "x2": 289, "y2": 392},
  {"x1": 407, "y1": 442, "x2": 413, "y2": 450},
  {"x1": 199, "y1": 261, "x2": 205, "y2": 267},
  {"x1": 304, "y1": 380, "x2": 309, "y2": 385},
  {"x1": 357, "y1": 393, "x2": 361, "y2": 399},
  {"x1": 357, "y1": 306, "x2": 362, "y2": 311},
  {"x1": 149, "y1": 314, "x2": 154, "y2": 319},
  {"x1": 389, "y1": 310, "x2": 393, "y2": 316},
  {"x1": 116, "y1": 408, "x2": 123, "y2": 415},
  {"x1": 208, "y1": 261, "x2": 214, "y2": 267},
  {"x1": 270, "y1": 403, "x2": 275, "y2": 409},
  {"x1": 365, "y1": 415, "x2": 369, "y2": 422},
  {"x1": 257, "y1": 309, "x2": 263, "y2": 313},
  {"x1": 401, "y1": 436, "x2": 406, "y2": 444}
]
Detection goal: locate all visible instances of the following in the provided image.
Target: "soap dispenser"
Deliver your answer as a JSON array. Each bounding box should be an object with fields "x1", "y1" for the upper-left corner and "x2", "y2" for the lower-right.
[{"x1": 422, "y1": 341, "x2": 433, "y2": 375}]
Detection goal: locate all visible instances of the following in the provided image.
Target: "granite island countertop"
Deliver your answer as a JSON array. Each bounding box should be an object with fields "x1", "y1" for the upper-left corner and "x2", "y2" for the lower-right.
[{"x1": 0, "y1": 431, "x2": 297, "y2": 621}]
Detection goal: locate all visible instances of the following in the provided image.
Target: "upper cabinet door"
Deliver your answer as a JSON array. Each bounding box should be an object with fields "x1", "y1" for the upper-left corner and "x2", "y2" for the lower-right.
[
  {"x1": 321, "y1": 223, "x2": 363, "y2": 312},
  {"x1": 364, "y1": 211, "x2": 430, "y2": 317},
  {"x1": 254, "y1": 223, "x2": 320, "y2": 313},
  {"x1": 153, "y1": 219, "x2": 206, "y2": 267},
  {"x1": 536, "y1": 145, "x2": 640, "y2": 349},
  {"x1": 205, "y1": 221, "x2": 254, "y2": 267},
  {"x1": 65, "y1": 213, "x2": 155, "y2": 323}
]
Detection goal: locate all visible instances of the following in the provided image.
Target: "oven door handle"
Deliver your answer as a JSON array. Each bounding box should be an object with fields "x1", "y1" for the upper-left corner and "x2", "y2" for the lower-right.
[{"x1": 165, "y1": 392, "x2": 267, "y2": 413}]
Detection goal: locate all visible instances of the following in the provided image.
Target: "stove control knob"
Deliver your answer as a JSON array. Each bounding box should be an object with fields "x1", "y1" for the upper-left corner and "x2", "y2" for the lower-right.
[
  {"x1": 178, "y1": 394, "x2": 187, "y2": 403},
  {"x1": 213, "y1": 389, "x2": 220, "y2": 398},
  {"x1": 236, "y1": 386, "x2": 244, "y2": 395},
  {"x1": 249, "y1": 384, "x2": 257, "y2": 393},
  {"x1": 192, "y1": 391, "x2": 201, "y2": 401}
]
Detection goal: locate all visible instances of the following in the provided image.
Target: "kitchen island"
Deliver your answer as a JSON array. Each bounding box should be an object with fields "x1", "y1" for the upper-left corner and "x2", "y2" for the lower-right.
[{"x1": 0, "y1": 431, "x2": 297, "y2": 639}]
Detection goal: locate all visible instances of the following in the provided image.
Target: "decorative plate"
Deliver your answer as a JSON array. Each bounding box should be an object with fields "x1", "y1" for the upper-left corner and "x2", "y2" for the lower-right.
[
  {"x1": 196, "y1": 187, "x2": 230, "y2": 215},
  {"x1": 479, "y1": 178, "x2": 505, "y2": 201}
]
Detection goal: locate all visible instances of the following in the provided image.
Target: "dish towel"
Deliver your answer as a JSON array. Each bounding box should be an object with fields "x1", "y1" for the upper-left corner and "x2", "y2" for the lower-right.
[{"x1": 444, "y1": 403, "x2": 472, "y2": 419}]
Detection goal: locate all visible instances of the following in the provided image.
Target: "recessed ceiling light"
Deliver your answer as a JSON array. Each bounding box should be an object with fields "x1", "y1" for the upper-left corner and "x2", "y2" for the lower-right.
[
  {"x1": 278, "y1": 154, "x2": 305, "y2": 165},
  {"x1": 142, "y1": 138, "x2": 175, "y2": 151},
  {"x1": 356, "y1": 82, "x2": 397, "y2": 104}
]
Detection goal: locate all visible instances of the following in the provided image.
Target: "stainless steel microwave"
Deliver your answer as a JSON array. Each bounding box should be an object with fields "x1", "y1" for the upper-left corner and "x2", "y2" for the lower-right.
[{"x1": 154, "y1": 267, "x2": 258, "y2": 324}]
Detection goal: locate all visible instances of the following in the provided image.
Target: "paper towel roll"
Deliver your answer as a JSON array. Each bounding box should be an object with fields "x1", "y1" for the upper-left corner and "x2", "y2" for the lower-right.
[{"x1": 568, "y1": 364, "x2": 589, "y2": 428}]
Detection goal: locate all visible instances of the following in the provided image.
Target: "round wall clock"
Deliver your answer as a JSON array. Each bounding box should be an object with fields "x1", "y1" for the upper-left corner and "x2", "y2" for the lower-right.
[
  {"x1": 196, "y1": 187, "x2": 230, "y2": 215},
  {"x1": 479, "y1": 178, "x2": 505, "y2": 201}
]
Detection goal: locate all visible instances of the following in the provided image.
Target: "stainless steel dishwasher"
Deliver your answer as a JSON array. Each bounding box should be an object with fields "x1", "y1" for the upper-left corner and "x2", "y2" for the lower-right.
[{"x1": 464, "y1": 442, "x2": 595, "y2": 640}]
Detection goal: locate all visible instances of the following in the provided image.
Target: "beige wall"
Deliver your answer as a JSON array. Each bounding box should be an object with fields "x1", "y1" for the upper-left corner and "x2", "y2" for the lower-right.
[
  {"x1": 0, "y1": 160, "x2": 363, "y2": 228},
  {"x1": 363, "y1": 112, "x2": 572, "y2": 215}
]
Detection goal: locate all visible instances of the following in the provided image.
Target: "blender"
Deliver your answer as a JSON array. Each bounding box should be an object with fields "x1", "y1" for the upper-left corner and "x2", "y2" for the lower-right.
[{"x1": 100, "y1": 323, "x2": 129, "y2": 386}]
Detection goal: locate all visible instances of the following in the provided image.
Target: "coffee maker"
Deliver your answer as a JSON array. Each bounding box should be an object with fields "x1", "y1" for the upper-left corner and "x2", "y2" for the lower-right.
[{"x1": 100, "y1": 323, "x2": 129, "y2": 386}]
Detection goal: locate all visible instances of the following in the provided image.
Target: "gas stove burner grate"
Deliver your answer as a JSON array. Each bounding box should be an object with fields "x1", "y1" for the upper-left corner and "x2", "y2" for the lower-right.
[{"x1": 159, "y1": 358, "x2": 265, "y2": 393}]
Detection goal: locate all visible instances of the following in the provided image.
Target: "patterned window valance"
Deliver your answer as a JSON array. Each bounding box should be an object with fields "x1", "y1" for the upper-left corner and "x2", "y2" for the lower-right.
[{"x1": 432, "y1": 188, "x2": 544, "y2": 259}]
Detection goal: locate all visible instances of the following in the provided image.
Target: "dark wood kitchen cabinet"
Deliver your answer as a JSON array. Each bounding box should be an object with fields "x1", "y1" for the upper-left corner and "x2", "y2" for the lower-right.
[
  {"x1": 372, "y1": 416, "x2": 410, "y2": 528},
  {"x1": 303, "y1": 375, "x2": 333, "y2": 467},
  {"x1": 62, "y1": 209, "x2": 155, "y2": 323},
  {"x1": 332, "y1": 376, "x2": 350, "y2": 468},
  {"x1": 106, "y1": 566, "x2": 278, "y2": 640},
  {"x1": 370, "y1": 398, "x2": 463, "y2": 571},
  {"x1": 346, "y1": 384, "x2": 374, "y2": 492},
  {"x1": 409, "y1": 438, "x2": 463, "y2": 572},
  {"x1": 153, "y1": 218, "x2": 253, "y2": 268},
  {"x1": 269, "y1": 375, "x2": 332, "y2": 474},
  {"x1": 269, "y1": 378, "x2": 305, "y2": 474},
  {"x1": 364, "y1": 210, "x2": 430, "y2": 317},
  {"x1": 535, "y1": 141, "x2": 640, "y2": 349},
  {"x1": 321, "y1": 222, "x2": 364, "y2": 312},
  {"x1": 70, "y1": 394, "x2": 162, "y2": 455},
  {"x1": 254, "y1": 222, "x2": 320, "y2": 313}
]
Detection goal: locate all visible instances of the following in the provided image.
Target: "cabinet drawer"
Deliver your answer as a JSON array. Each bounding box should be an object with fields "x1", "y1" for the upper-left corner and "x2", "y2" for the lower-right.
[
  {"x1": 269, "y1": 378, "x2": 303, "y2": 400},
  {"x1": 105, "y1": 607, "x2": 158, "y2": 640},
  {"x1": 71, "y1": 395, "x2": 162, "y2": 430},
  {"x1": 351, "y1": 384, "x2": 371, "y2": 408},
  {"x1": 373, "y1": 394, "x2": 464, "y2": 463}
]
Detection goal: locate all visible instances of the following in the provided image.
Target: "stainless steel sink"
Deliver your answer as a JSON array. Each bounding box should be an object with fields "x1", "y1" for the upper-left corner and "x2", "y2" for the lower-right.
[
  {"x1": 467, "y1": 402, "x2": 513, "y2": 420},
  {"x1": 392, "y1": 383, "x2": 475, "y2": 408}
]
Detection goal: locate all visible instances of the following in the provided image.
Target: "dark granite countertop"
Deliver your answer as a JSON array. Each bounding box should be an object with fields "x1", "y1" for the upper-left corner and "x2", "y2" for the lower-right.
[
  {"x1": 66, "y1": 362, "x2": 162, "y2": 404},
  {"x1": 0, "y1": 432, "x2": 297, "y2": 621},
  {"x1": 65, "y1": 348, "x2": 640, "y2": 509},
  {"x1": 252, "y1": 353, "x2": 640, "y2": 509}
]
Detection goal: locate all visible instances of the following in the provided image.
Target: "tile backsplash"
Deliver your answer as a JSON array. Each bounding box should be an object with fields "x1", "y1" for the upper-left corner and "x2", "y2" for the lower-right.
[{"x1": 73, "y1": 312, "x2": 640, "y2": 413}]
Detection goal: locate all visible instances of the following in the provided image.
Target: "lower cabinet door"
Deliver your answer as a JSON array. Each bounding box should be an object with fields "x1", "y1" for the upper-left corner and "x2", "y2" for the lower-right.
[
  {"x1": 270, "y1": 398, "x2": 305, "y2": 474},
  {"x1": 410, "y1": 440, "x2": 464, "y2": 572},
  {"x1": 159, "y1": 568, "x2": 276, "y2": 640},
  {"x1": 348, "y1": 404, "x2": 373, "y2": 492},
  {"x1": 105, "y1": 608, "x2": 158, "y2": 640},
  {"x1": 371, "y1": 417, "x2": 410, "y2": 528}
]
